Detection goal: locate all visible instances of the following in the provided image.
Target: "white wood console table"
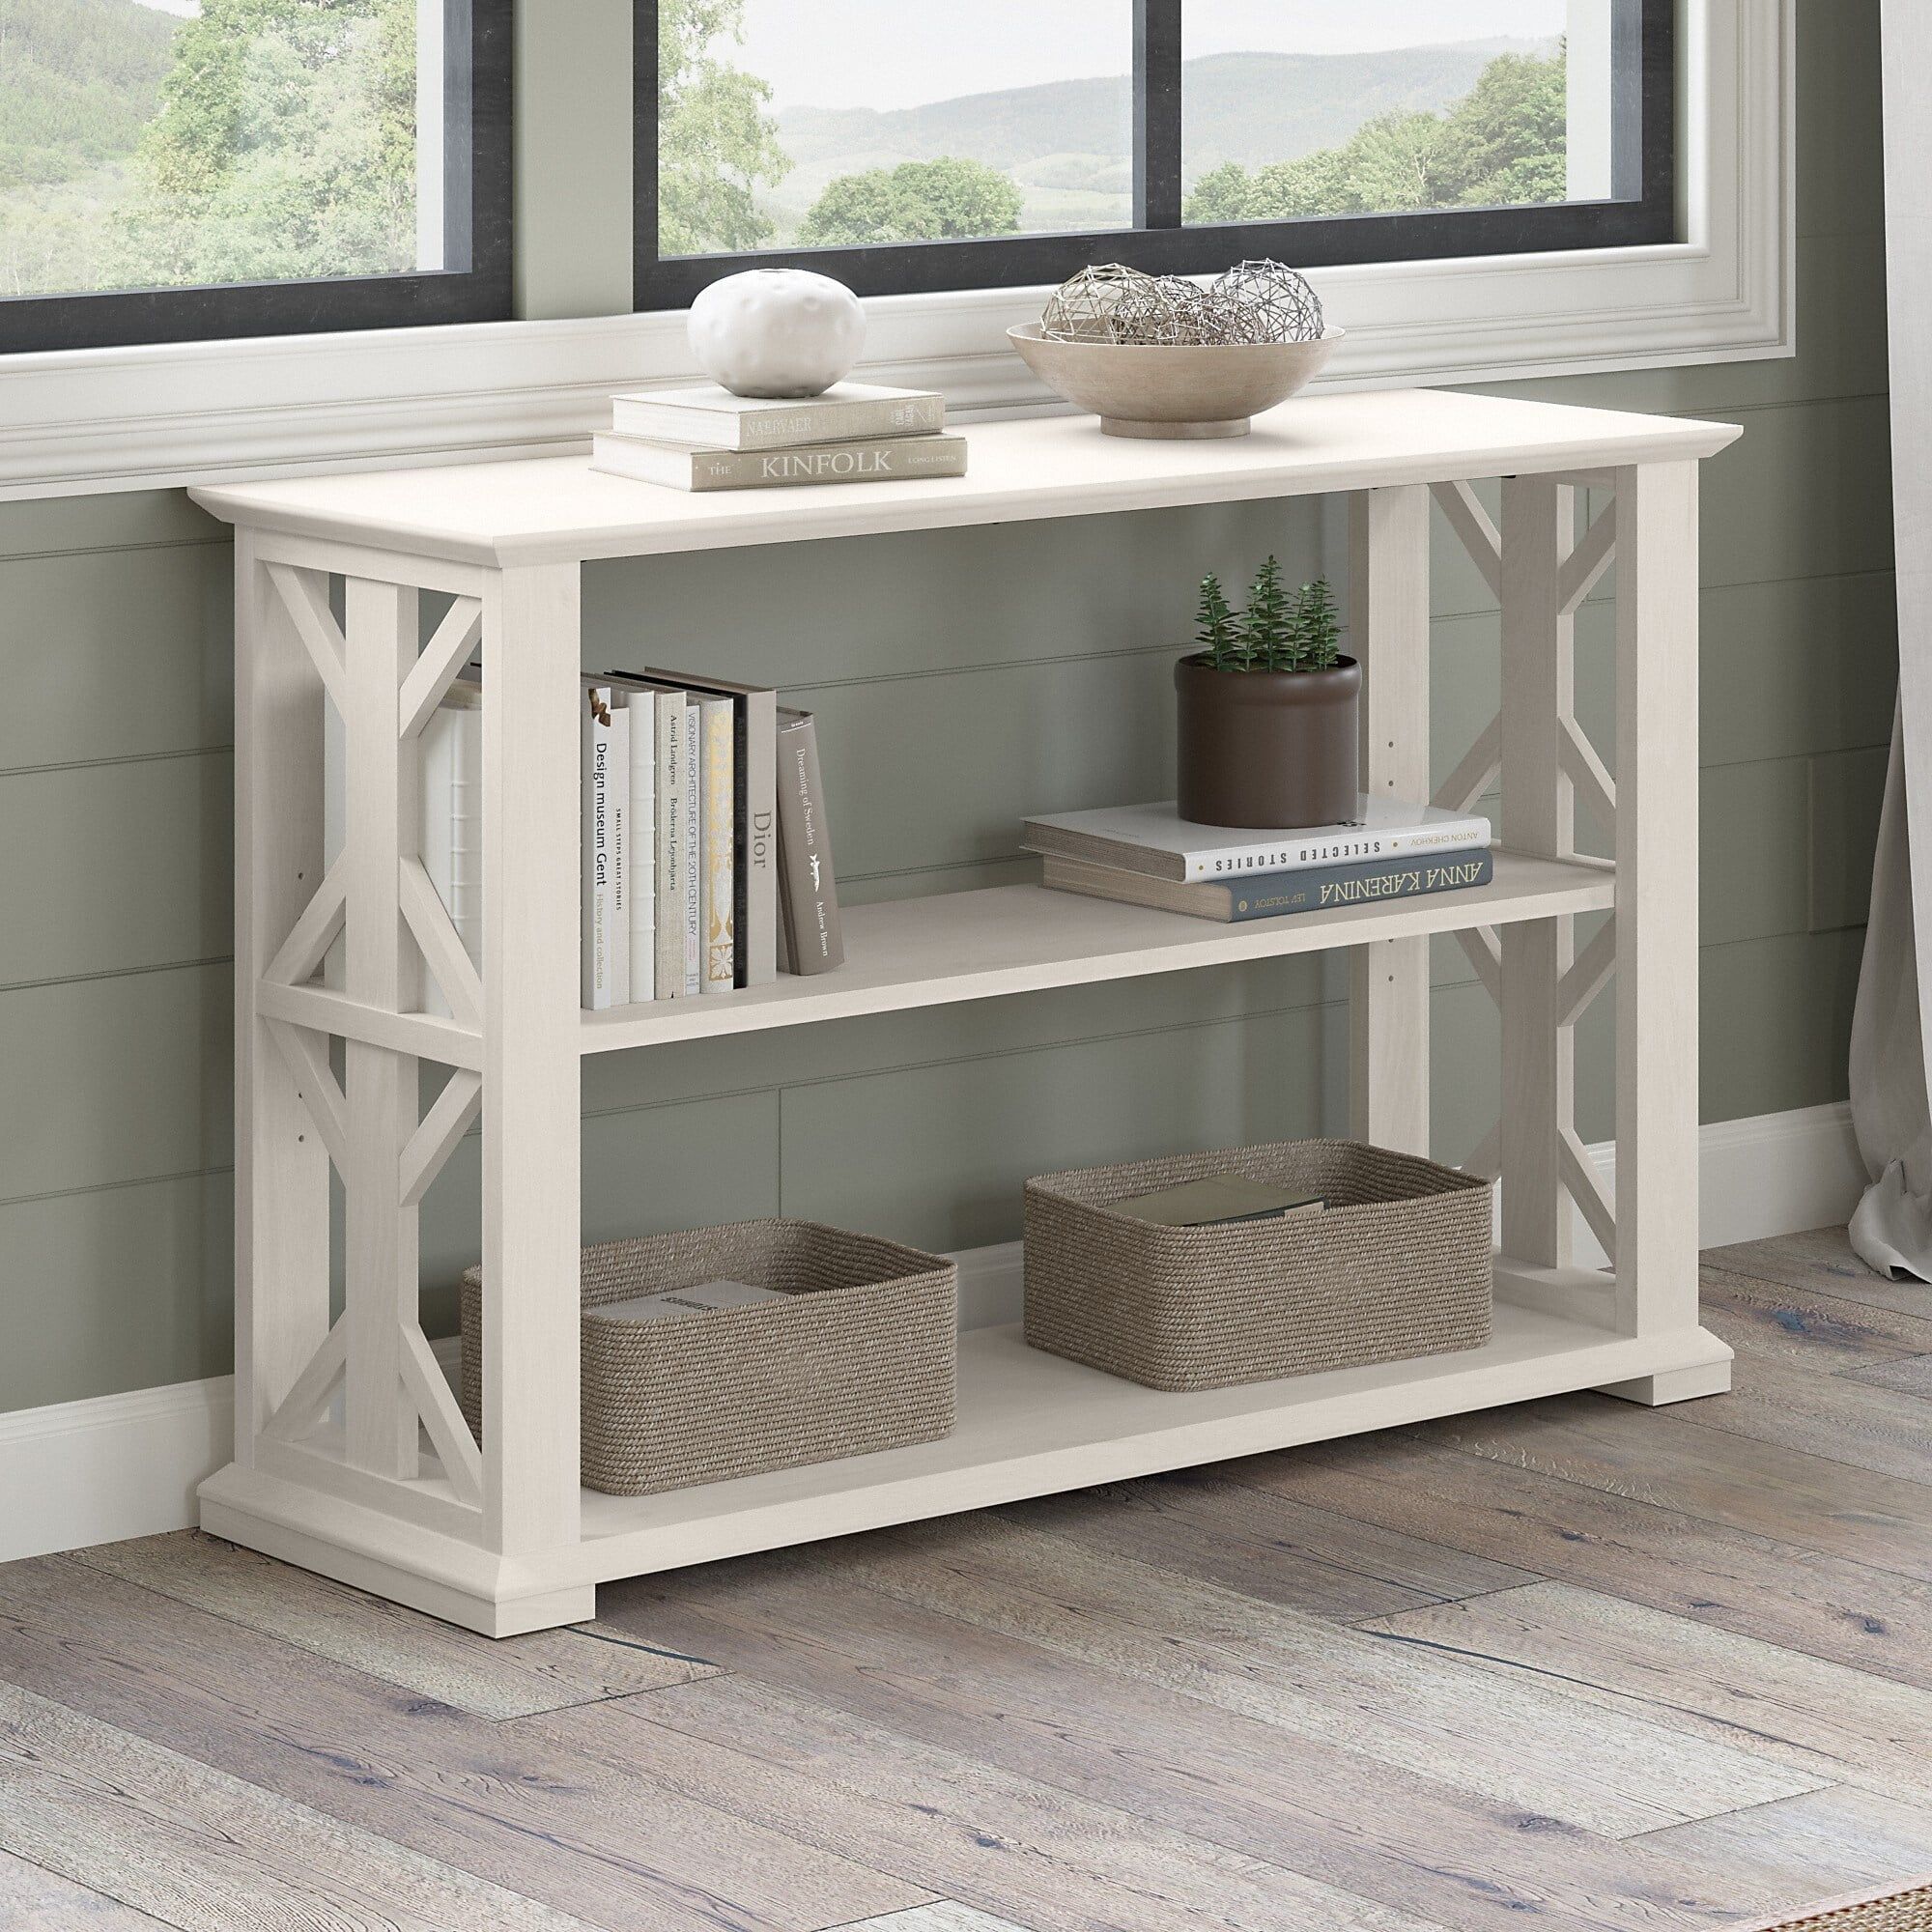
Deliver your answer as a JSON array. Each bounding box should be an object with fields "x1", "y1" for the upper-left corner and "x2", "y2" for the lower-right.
[{"x1": 189, "y1": 387, "x2": 1741, "y2": 1636}]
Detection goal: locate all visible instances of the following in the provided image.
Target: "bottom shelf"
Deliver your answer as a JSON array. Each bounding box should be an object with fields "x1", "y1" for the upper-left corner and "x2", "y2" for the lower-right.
[
  {"x1": 570, "y1": 1284, "x2": 1720, "y2": 1585},
  {"x1": 200, "y1": 1265, "x2": 1732, "y2": 1634}
]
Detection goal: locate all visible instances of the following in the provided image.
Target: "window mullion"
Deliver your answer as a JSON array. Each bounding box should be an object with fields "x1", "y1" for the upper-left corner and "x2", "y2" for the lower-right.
[{"x1": 1134, "y1": 0, "x2": 1184, "y2": 231}]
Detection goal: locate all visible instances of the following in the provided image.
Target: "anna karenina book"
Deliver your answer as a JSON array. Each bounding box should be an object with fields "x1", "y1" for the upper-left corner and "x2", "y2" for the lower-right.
[{"x1": 1040, "y1": 848, "x2": 1495, "y2": 923}]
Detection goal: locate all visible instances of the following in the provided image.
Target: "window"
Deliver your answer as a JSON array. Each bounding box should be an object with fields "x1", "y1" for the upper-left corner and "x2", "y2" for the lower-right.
[
  {"x1": 0, "y1": 0, "x2": 509, "y2": 353},
  {"x1": 637, "y1": 0, "x2": 1674, "y2": 309}
]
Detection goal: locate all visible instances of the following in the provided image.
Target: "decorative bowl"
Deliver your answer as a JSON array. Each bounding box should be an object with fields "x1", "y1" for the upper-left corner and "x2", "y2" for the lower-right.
[{"x1": 1008, "y1": 323, "x2": 1344, "y2": 439}]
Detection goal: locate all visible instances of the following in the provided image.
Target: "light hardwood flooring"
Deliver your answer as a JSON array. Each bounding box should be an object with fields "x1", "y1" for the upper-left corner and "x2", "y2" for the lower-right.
[{"x1": 3, "y1": 1227, "x2": 1931, "y2": 1932}]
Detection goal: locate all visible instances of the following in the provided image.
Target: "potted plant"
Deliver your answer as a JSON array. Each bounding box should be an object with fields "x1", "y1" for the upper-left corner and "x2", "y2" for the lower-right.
[{"x1": 1175, "y1": 557, "x2": 1360, "y2": 828}]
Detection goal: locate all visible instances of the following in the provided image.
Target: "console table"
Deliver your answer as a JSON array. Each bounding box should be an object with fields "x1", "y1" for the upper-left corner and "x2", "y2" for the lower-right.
[{"x1": 189, "y1": 386, "x2": 1741, "y2": 1636}]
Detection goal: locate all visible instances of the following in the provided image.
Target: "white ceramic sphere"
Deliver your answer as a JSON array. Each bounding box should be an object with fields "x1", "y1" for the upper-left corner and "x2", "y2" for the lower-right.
[{"x1": 687, "y1": 269, "x2": 867, "y2": 399}]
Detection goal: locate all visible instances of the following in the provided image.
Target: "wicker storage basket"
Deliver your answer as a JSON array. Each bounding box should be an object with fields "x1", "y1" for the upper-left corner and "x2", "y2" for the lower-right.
[
  {"x1": 1024, "y1": 1140, "x2": 1492, "y2": 1392},
  {"x1": 460, "y1": 1220, "x2": 956, "y2": 1496}
]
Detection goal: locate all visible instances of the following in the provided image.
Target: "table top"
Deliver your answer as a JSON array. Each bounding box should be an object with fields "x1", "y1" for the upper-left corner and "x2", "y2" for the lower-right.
[{"x1": 189, "y1": 385, "x2": 1741, "y2": 569}]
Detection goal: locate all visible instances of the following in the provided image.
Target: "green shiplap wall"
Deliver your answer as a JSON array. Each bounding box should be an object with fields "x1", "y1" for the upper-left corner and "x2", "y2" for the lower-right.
[{"x1": 0, "y1": 5, "x2": 1893, "y2": 1412}]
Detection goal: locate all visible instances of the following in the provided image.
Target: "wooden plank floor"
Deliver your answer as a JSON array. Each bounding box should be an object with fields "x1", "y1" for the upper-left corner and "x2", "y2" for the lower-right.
[{"x1": 3, "y1": 1227, "x2": 1930, "y2": 1932}]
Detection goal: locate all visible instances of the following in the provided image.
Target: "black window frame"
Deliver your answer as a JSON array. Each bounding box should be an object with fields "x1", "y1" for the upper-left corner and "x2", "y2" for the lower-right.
[
  {"x1": 0, "y1": 0, "x2": 512, "y2": 355},
  {"x1": 636, "y1": 0, "x2": 1674, "y2": 310}
]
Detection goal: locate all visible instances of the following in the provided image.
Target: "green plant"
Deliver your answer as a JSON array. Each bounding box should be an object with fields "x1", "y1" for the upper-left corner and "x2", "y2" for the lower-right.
[
  {"x1": 1194, "y1": 560, "x2": 1344, "y2": 673},
  {"x1": 1195, "y1": 574, "x2": 1241, "y2": 670},
  {"x1": 1297, "y1": 578, "x2": 1342, "y2": 669},
  {"x1": 1241, "y1": 555, "x2": 1295, "y2": 669}
]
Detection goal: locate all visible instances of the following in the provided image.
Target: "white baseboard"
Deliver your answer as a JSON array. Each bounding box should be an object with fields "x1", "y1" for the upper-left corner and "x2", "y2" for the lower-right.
[
  {"x1": 0, "y1": 1378, "x2": 231, "y2": 1569},
  {"x1": 0, "y1": 1099, "x2": 1865, "y2": 1567}
]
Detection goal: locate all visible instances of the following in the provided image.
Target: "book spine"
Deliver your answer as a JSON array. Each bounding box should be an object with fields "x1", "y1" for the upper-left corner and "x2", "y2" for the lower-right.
[
  {"x1": 609, "y1": 701, "x2": 629, "y2": 1003},
  {"x1": 688, "y1": 436, "x2": 967, "y2": 493},
  {"x1": 682, "y1": 700, "x2": 702, "y2": 996},
  {"x1": 699, "y1": 696, "x2": 735, "y2": 994},
  {"x1": 616, "y1": 393, "x2": 944, "y2": 449},
  {"x1": 1179, "y1": 818, "x2": 1492, "y2": 884},
  {"x1": 733, "y1": 393, "x2": 945, "y2": 449},
  {"x1": 776, "y1": 712, "x2": 843, "y2": 975},
  {"x1": 625, "y1": 692, "x2": 656, "y2": 1004},
  {"x1": 655, "y1": 694, "x2": 685, "y2": 998},
  {"x1": 741, "y1": 689, "x2": 778, "y2": 986},
  {"x1": 1225, "y1": 848, "x2": 1495, "y2": 922},
  {"x1": 581, "y1": 687, "x2": 621, "y2": 1010}
]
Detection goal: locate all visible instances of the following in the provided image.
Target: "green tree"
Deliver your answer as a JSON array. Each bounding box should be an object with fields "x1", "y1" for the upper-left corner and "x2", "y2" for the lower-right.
[
  {"x1": 111, "y1": 0, "x2": 416, "y2": 289},
  {"x1": 801, "y1": 155, "x2": 1022, "y2": 246},
  {"x1": 1431, "y1": 49, "x2": 1569, "y2": 206},
  {"x1": 1182, "y1": 46, "x2": 1566, "y2": 225},
  {"x1": 658, "y1": 0, "x2": 790, "y2": 254}
]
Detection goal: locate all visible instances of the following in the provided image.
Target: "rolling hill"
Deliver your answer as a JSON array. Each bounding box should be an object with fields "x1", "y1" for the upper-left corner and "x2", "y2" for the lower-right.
[
  {"x1": 764, "y1": 39, "x2": 1557, "y2": 238},
  {"x1": 0, "y1": 0, "x2": 176, "y2": 191}
]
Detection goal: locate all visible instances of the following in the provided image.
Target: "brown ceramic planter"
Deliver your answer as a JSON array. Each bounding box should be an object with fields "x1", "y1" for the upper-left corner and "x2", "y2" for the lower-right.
[{"x1": 1175, "y1": 653, "x2": 1361, "y2": 829}]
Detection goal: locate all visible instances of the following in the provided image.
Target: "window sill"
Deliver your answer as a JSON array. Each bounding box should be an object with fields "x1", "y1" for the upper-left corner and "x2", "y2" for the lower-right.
[{"x1": 0, "y1": 0, "x2": 1788, "y2": 504}]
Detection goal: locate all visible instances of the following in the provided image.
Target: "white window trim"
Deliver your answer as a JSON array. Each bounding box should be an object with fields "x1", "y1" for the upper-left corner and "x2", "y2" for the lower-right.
[{"x1": 0, "y1": 0, "x2": 1788, "y2": 503}]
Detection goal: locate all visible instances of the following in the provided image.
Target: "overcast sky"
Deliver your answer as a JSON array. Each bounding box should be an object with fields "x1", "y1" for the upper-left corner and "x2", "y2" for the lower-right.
[
  {"x1": 735, "y1": 1, "x2": 1568, "y2": 112},
  {"x1": 128, "y1": 0, "x2": 1567, "y2": 109}
]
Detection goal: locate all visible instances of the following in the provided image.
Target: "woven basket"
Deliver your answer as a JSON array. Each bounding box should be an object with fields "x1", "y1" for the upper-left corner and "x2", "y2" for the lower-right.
[
  {"x1": 1024, "y1": 1140, "x2": 1492, "y2": 1392},
  {"x1": 1731, "y1": 1880, "x2": 1932, "y2": 1932},
  {"x1": 460, "y1": 1220, "x2": 956, "y2": 1496}
]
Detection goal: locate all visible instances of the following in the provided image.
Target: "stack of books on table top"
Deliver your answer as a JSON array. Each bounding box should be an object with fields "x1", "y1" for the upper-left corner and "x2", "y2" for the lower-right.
[
  {"x1": 327, "y1": 667, "x2": 845, "y2": 1016},
  {"x1": 590, "y1": 382, "x2": 967, "y2": 493},
  {"x1": 1020, "y1": 798, "x2": 1494, "y2": 923}
]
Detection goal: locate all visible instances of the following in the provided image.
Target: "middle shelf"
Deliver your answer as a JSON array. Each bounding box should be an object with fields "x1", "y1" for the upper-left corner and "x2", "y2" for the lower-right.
[{"x1": 579, "y1": 851, "x2": 1614, "y2": 1052}]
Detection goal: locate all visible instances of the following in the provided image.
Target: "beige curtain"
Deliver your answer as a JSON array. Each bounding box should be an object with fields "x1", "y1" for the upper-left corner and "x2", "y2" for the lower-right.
[
  {"x1": 1852, "y1": 6, "x2": 1932, "y2": 1275},
  {"x1": 1849, "y1": 716, "x2": 1932, "y2": 1273}
]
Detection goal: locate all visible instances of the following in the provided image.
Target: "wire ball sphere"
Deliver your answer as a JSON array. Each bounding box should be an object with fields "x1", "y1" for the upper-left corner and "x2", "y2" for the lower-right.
[
  {"x1": 1039, "y1": 258, "x2": 1323, "y2": 348},
  {"x1": 1038, "y1": 264, "x2": 1158, "y2": 344},
  {"x1": 1212, "y1": 260, "x2": 1325, "y2": 345}
]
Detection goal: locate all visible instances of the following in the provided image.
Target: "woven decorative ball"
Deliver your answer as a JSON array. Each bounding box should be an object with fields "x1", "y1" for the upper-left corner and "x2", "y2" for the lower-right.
[
  {"x1": 1212, "y1": 259, "x2": 1325, "y2": 344},
  {"x1": 1115, "y1": 275, "x2": 1260, "y2": 347},
  {"x1": 1040, "y1": 263, "x2": 1159, "y2": 343}
]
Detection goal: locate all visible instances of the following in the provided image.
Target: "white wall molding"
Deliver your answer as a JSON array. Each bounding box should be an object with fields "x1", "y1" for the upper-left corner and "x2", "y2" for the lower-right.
[
  {"x1": 0, "y1": 1094, "x2": 1861, "y2": 1569},
  {"x1": 0, "y1": 0, "x2": 1792, "y2": 504},
  {"x1": 0, "y1": 1377, "x2": 230, "y2": 1569}
]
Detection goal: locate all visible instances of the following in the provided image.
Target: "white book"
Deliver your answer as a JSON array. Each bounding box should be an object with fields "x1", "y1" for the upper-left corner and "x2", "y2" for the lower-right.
[
  {"x1": 682, "y1": 699, "x2": 703, "y2": 996},
  {"x1": 417, "y1": 679, "x2": 482, "y2": 1018},
  {"x1": 609, "y1": 381, "x2": 944, "y2": 450},
  {"x1": 324, "y1": 672, "x2": 482, "y2": 1008},
  {"x1": 581, "y1": 685, "x2": 628, "y2": 1010},
  {"x1": 620, "y1": 668, "x2": 778, "y2": 989},
  {"x1": 696, "y1": 694, "x2": 735, "y2": 994},
  {"x1": 619, "y1": 688, "x2": 656, "y2": 1004},
  {"x1": 1020, "y1": 798, "x2": 1492, "y2": 886},
  {"x1": 654, "y1": 688, "x2": 689, "y2": 999},
  {"x1": 592, "y1": 430, "x2": 967, "y2": 494}
]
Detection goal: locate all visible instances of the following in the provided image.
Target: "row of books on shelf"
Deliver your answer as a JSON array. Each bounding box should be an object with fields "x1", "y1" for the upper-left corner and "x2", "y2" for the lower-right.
[
  {"x1": 1020, "y1": 797, "x2": 1494, "y2": 922},
  {"x1": 591, "y1": 381, "x2": 965, "y2": 493},
  {"x1": 578, "y1": 669, "x2": 842, "y2": 1009},
  {"x1": 326, "y1": 668, "x2": 844, "y2": 1017}
]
